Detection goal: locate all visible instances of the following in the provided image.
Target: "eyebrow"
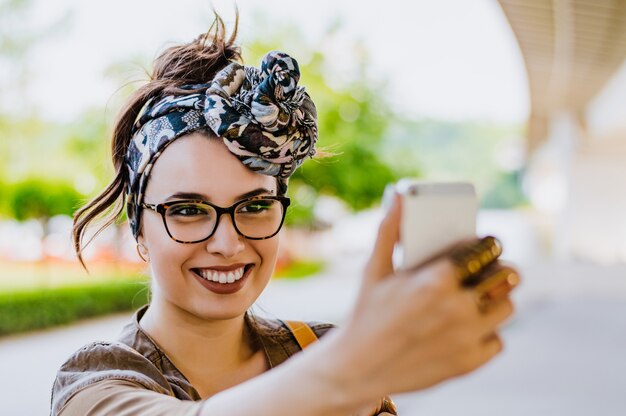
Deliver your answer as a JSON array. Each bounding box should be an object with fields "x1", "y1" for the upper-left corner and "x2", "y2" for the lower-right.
[{"x1": 165, "y1": 187, "x2": 275, "y2": 202}]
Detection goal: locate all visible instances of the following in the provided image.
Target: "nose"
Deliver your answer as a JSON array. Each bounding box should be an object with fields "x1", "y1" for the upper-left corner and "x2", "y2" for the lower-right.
[{"x1": 205, "y1": 213, "x2": 245, "y2": 258}]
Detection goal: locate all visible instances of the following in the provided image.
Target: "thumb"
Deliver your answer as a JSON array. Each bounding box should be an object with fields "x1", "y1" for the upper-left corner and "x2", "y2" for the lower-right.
[{"x1": 364, "y1": 191, "x2": 402, "y2": 284}]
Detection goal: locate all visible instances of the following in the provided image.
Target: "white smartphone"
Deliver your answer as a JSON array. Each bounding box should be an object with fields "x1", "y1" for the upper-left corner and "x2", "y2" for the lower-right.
[{"x1": 385, "y1": 179, "x2": 478, "y2": 271}]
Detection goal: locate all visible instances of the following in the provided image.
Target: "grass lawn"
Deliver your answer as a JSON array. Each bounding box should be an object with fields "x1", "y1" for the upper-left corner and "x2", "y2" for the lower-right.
[
  {"x1": 0, "y1": 257, "x2": 325, "y2": 291},
  {"x1": 0, "y1": 258, "x2": 324, "y2": 336}
]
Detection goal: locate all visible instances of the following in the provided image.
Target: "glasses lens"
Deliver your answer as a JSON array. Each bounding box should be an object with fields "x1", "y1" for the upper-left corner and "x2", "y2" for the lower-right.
[
  {"x1": 234, "y1": 198, "x2": 285, "y2": 239},
  {"x1": 164, "y1": 202, "x2": 216, "y2": 242}
]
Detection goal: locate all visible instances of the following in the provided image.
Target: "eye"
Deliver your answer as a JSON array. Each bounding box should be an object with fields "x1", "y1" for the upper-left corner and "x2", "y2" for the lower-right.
[
  {"x1": 167, "y1": 203, "x2": 209, "y2": 217},
  {"x1": 237, "y1": 199, "x2": 274, "y2": 214}
]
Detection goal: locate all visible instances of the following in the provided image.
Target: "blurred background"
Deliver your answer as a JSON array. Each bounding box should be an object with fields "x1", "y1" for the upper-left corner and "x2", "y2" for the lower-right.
[{"x1": 0, "y1": 0, "x2": 625, "y2": 414}]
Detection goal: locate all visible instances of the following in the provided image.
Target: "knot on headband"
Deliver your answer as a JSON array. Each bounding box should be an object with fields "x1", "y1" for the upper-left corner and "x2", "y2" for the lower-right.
[
  {"x1": 205, "y1": 51, "x2": 316, "y2": 178},
  {"x1": 124, "y1": 51, "x2": 317, "y2": 239}
]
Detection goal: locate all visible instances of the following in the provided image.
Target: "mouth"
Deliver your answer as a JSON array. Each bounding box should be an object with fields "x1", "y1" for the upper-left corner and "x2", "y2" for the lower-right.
[{"x1": 191, "y1": 264, "x2": 253, "y2": 284}]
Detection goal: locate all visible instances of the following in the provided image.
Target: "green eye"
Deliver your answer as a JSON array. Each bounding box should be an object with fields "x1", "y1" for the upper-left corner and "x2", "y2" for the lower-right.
[
  {"x1": 168, "y1": 204, "x2": 209, "y2": 217},
  {"x1": 238, "y1": 200, "x2": 274, "y2": 214}
]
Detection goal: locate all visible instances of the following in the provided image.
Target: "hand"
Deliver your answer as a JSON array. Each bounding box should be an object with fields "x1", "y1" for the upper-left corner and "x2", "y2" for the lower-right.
[{"x1": 332, "y1": 192, "x2": 518, "y2": 403}]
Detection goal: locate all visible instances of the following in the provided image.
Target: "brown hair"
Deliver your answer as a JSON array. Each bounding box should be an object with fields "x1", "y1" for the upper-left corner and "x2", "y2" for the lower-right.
[{"x1": 72, "y1": 12, "x2": 243, "y2": 269}]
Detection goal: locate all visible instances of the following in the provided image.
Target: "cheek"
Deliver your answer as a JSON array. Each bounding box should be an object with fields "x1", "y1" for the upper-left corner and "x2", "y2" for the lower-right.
[
  {"x1": 140, "y1": 210, "x2": 163, "y2": 241},
  {"x1": 255, "y1": 236, "x2": 280, "y2": 275},
  {"x1": 141, "y1": 212, "x2": 190, "y2": 266}
]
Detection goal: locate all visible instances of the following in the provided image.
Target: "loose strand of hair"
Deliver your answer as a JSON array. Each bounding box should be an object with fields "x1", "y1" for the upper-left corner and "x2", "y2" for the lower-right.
[
  {"x1": 73, "y1": 172, "x2": 126, "y2": 270},
  {"x1": 71, "y1": 10, "x2": 242, "y2": 270}
]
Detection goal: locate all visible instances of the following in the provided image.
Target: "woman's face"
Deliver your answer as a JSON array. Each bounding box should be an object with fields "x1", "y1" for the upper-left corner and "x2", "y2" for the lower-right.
[{"x1": 139, "y1": 132, "x2": 281, "y2": 321}]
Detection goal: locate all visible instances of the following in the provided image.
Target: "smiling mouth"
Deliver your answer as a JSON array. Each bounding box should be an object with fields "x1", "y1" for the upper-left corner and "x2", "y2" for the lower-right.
[{"x1": 191, "y1": 264, "x2": 253, "y2": 284}]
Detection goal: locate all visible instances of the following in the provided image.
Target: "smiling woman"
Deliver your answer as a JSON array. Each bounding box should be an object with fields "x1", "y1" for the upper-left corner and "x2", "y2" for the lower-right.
[
  {"x1": 50, "y1": 9, "x2": 516, "y2": 416},
  {"x1": 136, "y1": 135, "x2": 284, "y2": 323}
]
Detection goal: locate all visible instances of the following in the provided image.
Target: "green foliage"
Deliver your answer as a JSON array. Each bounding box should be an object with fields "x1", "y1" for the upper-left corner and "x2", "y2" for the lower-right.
[
  {"x1": 384, "y1": 119, "x2": 527, "y2": 208},
  {"x1": 61, "y1": 109, "x2": 113, "y2": 189},
  {"x1": 0, "y1": 108, "x2": 112, "y2": 221},
  {"x1": 0, "y1": 177, "x2": 83, "y2": 220},
  {"x1": 245, "y1": 22, "x2": 413, "y2": 219},
  {"x1": 0, "y1": 106, "x2": 110, "y2": 195},
  {"x1": 284, "y1": 182, "x2": 317, "y2": 227},
  {"x1": 0, "y1": 279, "x2": 149, "y2": 336},
  {"x1": 273, "y1": 259, "x2": 325, "y2": 280},
  {"x1": 0, "y1": 115, "x2": 49, "y2": 180},
  {"x1": 293, "y1": 141, "x2": 398, "y2": 211},
  {"x1": 481, "y1": 171, "x2": 528, "y2": 209}
]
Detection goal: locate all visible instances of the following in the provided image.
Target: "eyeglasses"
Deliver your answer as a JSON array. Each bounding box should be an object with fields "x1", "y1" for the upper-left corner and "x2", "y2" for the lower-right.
[{"x1": 141, "y1": 196, "x2": 290, "y2": 244}]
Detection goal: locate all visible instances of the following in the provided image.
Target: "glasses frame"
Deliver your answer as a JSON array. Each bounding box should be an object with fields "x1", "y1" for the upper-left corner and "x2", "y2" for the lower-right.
[{"x1": 141, "y1": 195, "x2": 291, "y2": 244}]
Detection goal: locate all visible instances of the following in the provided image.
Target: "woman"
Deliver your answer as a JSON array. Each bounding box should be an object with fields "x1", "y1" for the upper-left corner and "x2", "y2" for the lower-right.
[{"x1": 51, "y1": 13, "x2": 517, "y2": 416}]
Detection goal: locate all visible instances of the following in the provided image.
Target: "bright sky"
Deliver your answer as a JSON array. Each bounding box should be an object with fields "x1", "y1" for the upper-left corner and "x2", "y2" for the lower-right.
[{"x1": 25, "y1": 0, "x2": 529, "y2": 124}]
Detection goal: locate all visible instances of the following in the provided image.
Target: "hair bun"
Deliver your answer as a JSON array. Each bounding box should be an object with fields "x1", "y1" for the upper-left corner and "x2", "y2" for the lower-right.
[{"x1": 151, "y1": 17, "x2": 242, "y2": 86}]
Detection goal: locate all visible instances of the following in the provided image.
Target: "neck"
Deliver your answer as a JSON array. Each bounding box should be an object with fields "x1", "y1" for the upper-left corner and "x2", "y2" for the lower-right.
[{"x1": 139, "y1": 295, "x2": 257, "y2": 378}]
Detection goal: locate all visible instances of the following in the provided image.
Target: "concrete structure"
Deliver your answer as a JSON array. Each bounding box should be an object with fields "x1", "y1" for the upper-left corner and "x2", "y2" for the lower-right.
[{"x1": 498, "y1": 0, "x2": 626, "y2": 262}]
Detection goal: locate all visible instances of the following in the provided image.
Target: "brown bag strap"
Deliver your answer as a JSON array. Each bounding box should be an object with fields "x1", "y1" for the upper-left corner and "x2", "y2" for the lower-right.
[{"x1": 283, "y1": 320, "x2": 319, "y2": 350}]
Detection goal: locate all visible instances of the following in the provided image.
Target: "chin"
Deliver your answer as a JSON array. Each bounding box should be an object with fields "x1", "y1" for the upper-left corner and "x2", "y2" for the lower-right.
[{"x1": 191, "y1": 303, "x2": 251, "y2": 322}]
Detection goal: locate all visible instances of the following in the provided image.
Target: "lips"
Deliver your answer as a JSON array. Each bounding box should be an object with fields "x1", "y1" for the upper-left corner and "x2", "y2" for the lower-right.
[{"x1": 191, "y1": 264, "x2": 254, "y2": 295}]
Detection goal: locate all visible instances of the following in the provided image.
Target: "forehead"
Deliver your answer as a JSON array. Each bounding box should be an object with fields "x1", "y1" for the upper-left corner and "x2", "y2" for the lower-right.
[{"x1": 144, "y1": 132, "x2": 277, "y2": 204}]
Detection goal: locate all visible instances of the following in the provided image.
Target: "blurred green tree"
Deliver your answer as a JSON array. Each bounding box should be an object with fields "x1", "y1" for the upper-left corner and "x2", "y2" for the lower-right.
[
  {"x1": 0, "y1": 0, "x2": 84, "y2": 224},
  {"x1": 1, "y1": 177, "x2": 82, "y2": 221},
  {"x1": 0, "y1": 111, "x2": 109, "y2": 221},
  {"x1": 384, "y1": 118, "x2": 528, "y2": 208},
  {"x1": 243, "y1": 19, "x2": 417, "y2": 225}
]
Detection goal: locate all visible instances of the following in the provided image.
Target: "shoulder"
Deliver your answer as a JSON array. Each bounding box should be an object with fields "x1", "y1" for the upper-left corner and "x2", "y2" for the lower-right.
[
  {"x1": 249, "y1": 313, "x2": 337, "y2": 337},
  {"x1": 301, "y1": 319, "x2": 338, "y2": 339},
  {"x1": 51, "y1": 340, "x2": 172, "y2": 416},
  {"x1": 248, "y1": 314, "x2": 338, "y2": 348}
]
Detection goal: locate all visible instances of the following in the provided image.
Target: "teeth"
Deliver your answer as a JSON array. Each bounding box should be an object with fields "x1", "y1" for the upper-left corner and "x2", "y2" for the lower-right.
[{"x1": 198, "y1": 266, "x2": 246, "y2": 284}]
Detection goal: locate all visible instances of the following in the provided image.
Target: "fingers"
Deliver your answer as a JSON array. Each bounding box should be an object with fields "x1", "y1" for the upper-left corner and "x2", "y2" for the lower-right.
[
  {"x1": 463, "y1": 295, "x2": 514, "y2": 341},
  {"x1": 474, "y1": 265, "x2": 520, "y2": 306},
  {"x1": 407, "y1": 236, "x2": 504, "y2": 285},
  {"x1": 446, "y1": 286, "x2": 513, "y2": 349},
  {"x1": 454, "y1": 331, "x2": 504, "y2": 377},
  {"x1": 480, "y1": 297, "x2": 514, "y2": 326},
  {"x1": 363, "y1": 191, "x2": 402, "y2": 284},
  {"x1": 404, "y1": 256, "x2": 518, "y2": 328},
  {"x1": 450, "y1": 236, "x2": 503, "y2": 286},
  {"x1": 478, "y1": 331, "x2": 504, "y2": 362}
]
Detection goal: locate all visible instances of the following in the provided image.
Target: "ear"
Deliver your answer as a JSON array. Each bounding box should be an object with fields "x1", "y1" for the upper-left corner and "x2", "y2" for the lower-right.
[{"x1": 136, "y1": 236, "x2": 150, "y2": 262}]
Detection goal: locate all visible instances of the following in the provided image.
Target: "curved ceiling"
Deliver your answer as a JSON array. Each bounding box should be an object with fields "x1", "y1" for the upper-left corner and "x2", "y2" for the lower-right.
[{"x1": 498, "y1": 0, "x2": 626, "y2": 151}]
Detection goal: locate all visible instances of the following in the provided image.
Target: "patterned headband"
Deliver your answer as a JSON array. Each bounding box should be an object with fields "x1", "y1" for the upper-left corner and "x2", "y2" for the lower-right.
[{"x1": 124, "y1": 51, "x2": 318, "y2": 239}]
